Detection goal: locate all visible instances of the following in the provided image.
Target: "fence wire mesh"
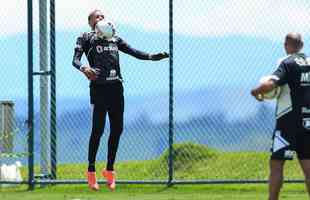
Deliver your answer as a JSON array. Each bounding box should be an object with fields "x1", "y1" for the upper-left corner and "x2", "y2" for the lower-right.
[
  {"x1": 0, "y1": 1, "x2": 29, "y2": 183},
  {"x1": 2, "y1": 0, "x2": 310, "y2": 186},
  {"x1": 54, "y1": 0, "x2": 169, "y2": 181},
  {"x1": 173, "y1": 0, "x2": 309, "y2": 181}
]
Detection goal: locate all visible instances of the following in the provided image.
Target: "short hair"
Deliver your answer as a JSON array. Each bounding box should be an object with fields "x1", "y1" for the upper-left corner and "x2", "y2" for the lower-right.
[
  {"x1": 285, "y1": 33, "x2": 303, "y2": 50},
  {"x1": 88, "y1": 9, "x2": 102, "y2": 22}
]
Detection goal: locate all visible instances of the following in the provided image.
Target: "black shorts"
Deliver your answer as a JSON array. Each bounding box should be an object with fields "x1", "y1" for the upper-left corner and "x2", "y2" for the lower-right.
[
  {"x1": 89, "y1": 81, "x2": 124, "y2": 106},
  {"x1": 271, "y1": 117, "x2": 310, "y2": 160}
]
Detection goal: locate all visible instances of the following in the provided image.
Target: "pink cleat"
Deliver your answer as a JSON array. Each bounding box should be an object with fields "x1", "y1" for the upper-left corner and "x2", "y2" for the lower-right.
[
  {"x1": 87, "y1": 171, "x2": 100, "y2": 191},
  {"x1": 102, "y1": 170, "x2": 116, "y2": 191}
]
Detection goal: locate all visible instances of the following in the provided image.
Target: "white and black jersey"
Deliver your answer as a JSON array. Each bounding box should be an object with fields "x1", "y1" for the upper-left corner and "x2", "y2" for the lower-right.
[
  {"x1": 72, "y1": 32, "x2": 152, "y2": 84},
  {"x1": 272, "y1": 53, "x2": 310, "y2": 127},
  {"x1": 270, "y1": 53, "x2": 310, "y2": 160}
]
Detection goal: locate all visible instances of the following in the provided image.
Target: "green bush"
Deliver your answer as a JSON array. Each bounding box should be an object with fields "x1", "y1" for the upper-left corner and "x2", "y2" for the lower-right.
[{"x1": 159, "y1": 142, "x2": 217, "y2": 171}]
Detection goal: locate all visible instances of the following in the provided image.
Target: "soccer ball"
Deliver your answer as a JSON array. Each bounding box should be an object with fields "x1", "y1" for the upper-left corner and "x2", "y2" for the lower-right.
[
  {"x1": 263, "y1": 86, "x2": 281, "y2": 100},
  {"x1": 95, "y1": 20, "x2": 116, "y2": 39},
  {"x1": 259, "y1": 75, "x2": 281, "y2": 100}
]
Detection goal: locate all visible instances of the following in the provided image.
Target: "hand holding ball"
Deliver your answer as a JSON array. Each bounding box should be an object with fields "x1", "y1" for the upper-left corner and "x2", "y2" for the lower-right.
[{"x1": 259, "y1": 75, "x2": 281, "y2": 100}]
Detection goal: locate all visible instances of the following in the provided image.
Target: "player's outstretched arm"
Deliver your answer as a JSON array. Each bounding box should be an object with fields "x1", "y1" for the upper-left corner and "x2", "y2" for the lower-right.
[
  {"x1": 117, "y1": 37, "x2": 169, "y2": 61},
  {"x1": 149, "y1": 52, "x2": 169, "y2": 61}
]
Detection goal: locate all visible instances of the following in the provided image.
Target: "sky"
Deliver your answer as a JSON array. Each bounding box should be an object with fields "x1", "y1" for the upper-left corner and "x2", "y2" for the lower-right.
[
  {"x1": 1, "y1": 0, "x2": 310, "y2": 129},
  {"x1": 2, "y1": 0, "x2": 310, "y2": 157},
  {"x1": 1, "y1": 0, "x2": 310, "y2": 100},
  {"x1": 1, "y1": 0, "x2": 310, "y2": 40}
]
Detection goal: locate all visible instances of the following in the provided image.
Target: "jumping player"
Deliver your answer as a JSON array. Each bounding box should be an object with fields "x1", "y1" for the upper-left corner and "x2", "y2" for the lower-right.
[{"x1": 72, "y1": 9, "x2": 169, "y2": 191}]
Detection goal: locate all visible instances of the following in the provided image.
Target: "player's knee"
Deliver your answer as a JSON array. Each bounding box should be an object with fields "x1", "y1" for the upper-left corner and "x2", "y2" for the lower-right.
[
  {"x1": 117, "y1": 123, "x2": 124, "y2": 134},
  {"x1": 111, "y1": 126, "x2": 123, "y2": 137},
  {"x1": 270, "y1": 170, "x2": 283, "y2": 182},
  {"x1": 91, "y1": 131, "x2": 103, "y2": 140},
  {"x1": 270, "y1": 167, "x2": 283, "y2": 175},
  {"x1": 116, "y1": 126, "x2": 123, "y2": 136},
  {"x1": 270, "y1": 161, "x2": 284, "y2": 175}
]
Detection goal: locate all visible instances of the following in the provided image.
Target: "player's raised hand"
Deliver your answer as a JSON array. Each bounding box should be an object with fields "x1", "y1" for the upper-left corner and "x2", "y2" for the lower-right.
[{"x1": 150, "y1": 52, "x2": 169, "y2": 61}]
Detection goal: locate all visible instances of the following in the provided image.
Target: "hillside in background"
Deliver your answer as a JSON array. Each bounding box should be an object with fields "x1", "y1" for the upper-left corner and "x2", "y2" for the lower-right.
[
  {"x1": 11, "y1": 86, "x2": 276, "y2": 164},
  {"x1": 2, "y1": 25, "x2": 302, "y2": 164}
]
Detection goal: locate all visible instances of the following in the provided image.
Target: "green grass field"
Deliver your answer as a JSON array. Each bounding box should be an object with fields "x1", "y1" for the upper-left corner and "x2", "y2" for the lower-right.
[
  {"x1": 25, "y1": 143, "x2": 304, "y2": 180},
  {"x1": 0, "y1": 184, "x2": 308, "y2": 200},
  {"x1": 1, "y1": 143, "x2": 308, "y2": 199}
]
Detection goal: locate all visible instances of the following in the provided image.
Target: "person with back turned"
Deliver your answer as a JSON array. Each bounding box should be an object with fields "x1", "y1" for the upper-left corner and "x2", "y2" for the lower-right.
[{"x1": 251, "y1": 33, "x2": 310, "y2": 200}]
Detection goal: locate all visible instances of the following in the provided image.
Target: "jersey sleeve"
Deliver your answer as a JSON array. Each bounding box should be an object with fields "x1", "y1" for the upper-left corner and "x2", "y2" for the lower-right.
[
  {"x1": 272, "y1": 62, "x2": 289, "y2": 86},
  {"x1": 72, "y1": 33, "x2": 87, "y2": 70},
  {"x1": 116, "y1": 37, "x2": 151, "y2": 60}
]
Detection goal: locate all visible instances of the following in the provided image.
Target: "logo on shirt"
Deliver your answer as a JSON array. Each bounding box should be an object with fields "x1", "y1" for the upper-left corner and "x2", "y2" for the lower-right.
[
  {"x1": 303, "y1": 118, "x2": 310, "y2": 130},
  {"x1": 300, "y1": 72, "x2": 310, "y2": 86},
  {"x1": 96, "y1": 45, "x2": 118, "y2": 53},
  {"x1": 106, "y1": 69, "x2": 119, "y2": 81},
  {"x1": 104, "y1": 46, "x2": 118, "y2": 51},
  {"x1": 109, "y1": 69, "x2": 116, "y2": 77},
  {"x1": 295, "y1": 57, "x2": 310, "y2": 66},
  {"x1": 302, "y1": 107, "x2": 310, "y2": 114}
]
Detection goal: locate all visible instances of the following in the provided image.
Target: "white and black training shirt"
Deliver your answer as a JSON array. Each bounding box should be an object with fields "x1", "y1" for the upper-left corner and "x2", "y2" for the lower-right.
[{"x1": 272, "y1": 53, "x2": 310, "y2": 130}]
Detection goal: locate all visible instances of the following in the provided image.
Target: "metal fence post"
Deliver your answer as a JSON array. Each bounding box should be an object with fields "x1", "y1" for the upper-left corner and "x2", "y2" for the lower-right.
[
  {"x1": 39, "y1": 0, "x2": 49, "y2": 181},
  {"x1": 168, "y1": 0, "x2": 174, "y2": 186},
  {"x1": 50, "y1": 0, "x2": 57, "y2": 180},
  {"x1": 27, "y1": 0, "x2": 35, "y2": 190}
]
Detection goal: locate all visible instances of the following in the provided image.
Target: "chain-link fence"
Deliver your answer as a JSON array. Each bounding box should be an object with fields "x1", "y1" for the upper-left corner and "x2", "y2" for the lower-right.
[
  {"x1": 1, "y1": 0, "x2": 310, "y2": 188},
  {"x1": 0, "y1": 0, "x2": 29, "y2": 184},
  {"x1": 53, "y1": 0, "x2": 170, "y2": 183}
]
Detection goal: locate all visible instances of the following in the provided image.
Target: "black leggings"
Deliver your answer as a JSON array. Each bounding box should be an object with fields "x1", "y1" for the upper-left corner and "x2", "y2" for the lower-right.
[{"x1": 88, "y1": 82, "x2": 124, "y2": 172}]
